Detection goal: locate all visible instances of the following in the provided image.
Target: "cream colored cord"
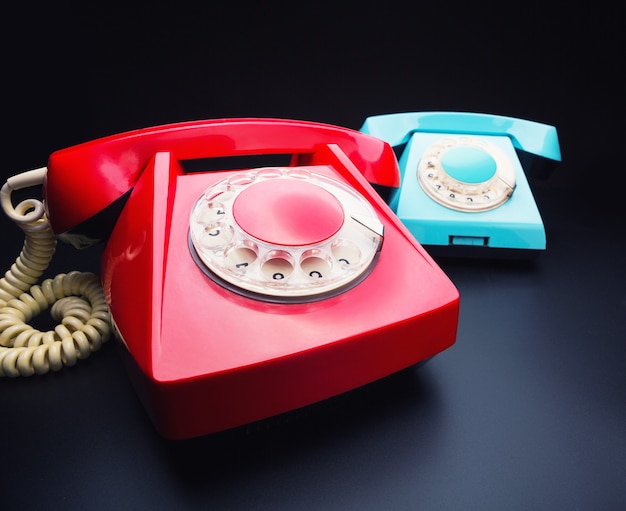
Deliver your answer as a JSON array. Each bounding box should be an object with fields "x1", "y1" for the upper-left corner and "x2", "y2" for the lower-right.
[{"x1": 0, "y1": 168, "x2": 112, "y2": 376}]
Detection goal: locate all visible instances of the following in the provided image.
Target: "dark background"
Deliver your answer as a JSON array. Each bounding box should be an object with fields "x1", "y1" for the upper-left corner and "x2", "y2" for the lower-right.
[{"x1": 2, "y1": 2, "x2": 624, "y2": 510}]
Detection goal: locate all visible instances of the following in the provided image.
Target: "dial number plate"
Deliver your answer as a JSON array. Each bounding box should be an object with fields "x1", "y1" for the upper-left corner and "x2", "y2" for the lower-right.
[
  {"x1": 189, "y1": 167, "x2": 384, "y2": 302},
  {"x1": 417, "y1": 136, "x2": 516, "y2": 212}
]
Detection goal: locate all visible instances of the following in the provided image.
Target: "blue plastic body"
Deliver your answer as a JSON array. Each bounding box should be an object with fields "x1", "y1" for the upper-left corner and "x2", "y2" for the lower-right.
[{"x1": 360, "y1": 112, "x2": 562, "y2": 254}]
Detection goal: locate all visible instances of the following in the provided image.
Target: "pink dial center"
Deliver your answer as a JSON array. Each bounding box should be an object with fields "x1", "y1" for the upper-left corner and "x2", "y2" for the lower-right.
[{"x1": 232, "y1": 179, "x2": 344, "y2": 246}]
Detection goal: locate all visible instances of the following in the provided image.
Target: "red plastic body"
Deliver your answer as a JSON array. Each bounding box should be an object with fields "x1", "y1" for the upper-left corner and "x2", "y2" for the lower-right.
[{"x1": 44, "y1": 119, "x2": 459, "y2": 439}]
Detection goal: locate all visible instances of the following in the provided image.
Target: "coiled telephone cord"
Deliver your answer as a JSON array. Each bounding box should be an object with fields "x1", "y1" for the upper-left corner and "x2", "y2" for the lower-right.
[{"x1": 0, "y1": 168, "x2": 112, "y2": 377}]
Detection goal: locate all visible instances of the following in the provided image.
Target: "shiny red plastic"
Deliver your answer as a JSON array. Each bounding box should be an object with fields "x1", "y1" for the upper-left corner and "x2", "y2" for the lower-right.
[
  {"x1": 44, "y1": 119, "x2": 459, "y2": 439},
  {"x1": 44, "y1": 118, "x2": 400, "y2": 236}
]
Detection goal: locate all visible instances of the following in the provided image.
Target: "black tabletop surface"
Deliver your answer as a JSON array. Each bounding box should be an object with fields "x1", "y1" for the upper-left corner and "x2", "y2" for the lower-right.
[{"x1": 2, "y1": 4, "x2": 624, "y2": 510}]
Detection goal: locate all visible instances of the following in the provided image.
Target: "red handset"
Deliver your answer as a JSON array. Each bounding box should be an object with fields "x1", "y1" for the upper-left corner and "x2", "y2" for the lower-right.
[
  {"x1": 44, "y1": 118, "x2": 400, "y2": 240},
  {"x1": 3, "y1": 118, "x2": 459, "y2": 439}
]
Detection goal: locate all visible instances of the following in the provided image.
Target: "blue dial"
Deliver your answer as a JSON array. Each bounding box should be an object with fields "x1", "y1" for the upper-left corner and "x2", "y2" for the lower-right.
[{"x1": 416, "y1": 136, "x2": 516, "y2": 212}]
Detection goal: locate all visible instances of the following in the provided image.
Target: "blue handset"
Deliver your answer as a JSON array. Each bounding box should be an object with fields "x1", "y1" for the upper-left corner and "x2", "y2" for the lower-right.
[{"x1": 360, "y1": 112, "x2": 562, "y2": 257}]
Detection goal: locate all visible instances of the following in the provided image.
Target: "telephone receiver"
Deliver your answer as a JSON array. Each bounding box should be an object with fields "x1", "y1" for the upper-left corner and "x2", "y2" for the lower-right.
[
  {"x1": 44, "y1": 118, "x2": 402, "y2": 248},
  {"x1": 1, "y1": 118, "x2": 459, "y2": 439},
  {"x1": 360, "y1": 112, "x2": 562, "y2": 257}
]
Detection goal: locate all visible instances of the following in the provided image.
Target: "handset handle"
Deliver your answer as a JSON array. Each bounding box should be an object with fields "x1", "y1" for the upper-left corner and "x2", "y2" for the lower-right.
[
  {"x1": 360, "y1": 111, "x2": 562, "y2": 162},
  {"x1": 45, "y1": 118, "x2": 399, "y2": 235}
]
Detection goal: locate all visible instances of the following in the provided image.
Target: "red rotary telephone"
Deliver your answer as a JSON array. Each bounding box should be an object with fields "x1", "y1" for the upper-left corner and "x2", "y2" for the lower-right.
[{"x1": 1, "y1": 118, "x2": 459, "y2": 439}]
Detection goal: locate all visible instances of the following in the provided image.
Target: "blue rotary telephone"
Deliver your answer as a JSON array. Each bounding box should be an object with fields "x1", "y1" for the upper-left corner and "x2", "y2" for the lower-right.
[{"x1": 360, "y1": 112, "x2": 561, "y2": 257}]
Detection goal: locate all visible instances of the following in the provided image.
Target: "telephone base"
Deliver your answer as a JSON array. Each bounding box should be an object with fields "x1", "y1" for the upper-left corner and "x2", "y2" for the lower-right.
[{"x1": 100, "y1": 145, "x2": 459, "y2": 440}]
